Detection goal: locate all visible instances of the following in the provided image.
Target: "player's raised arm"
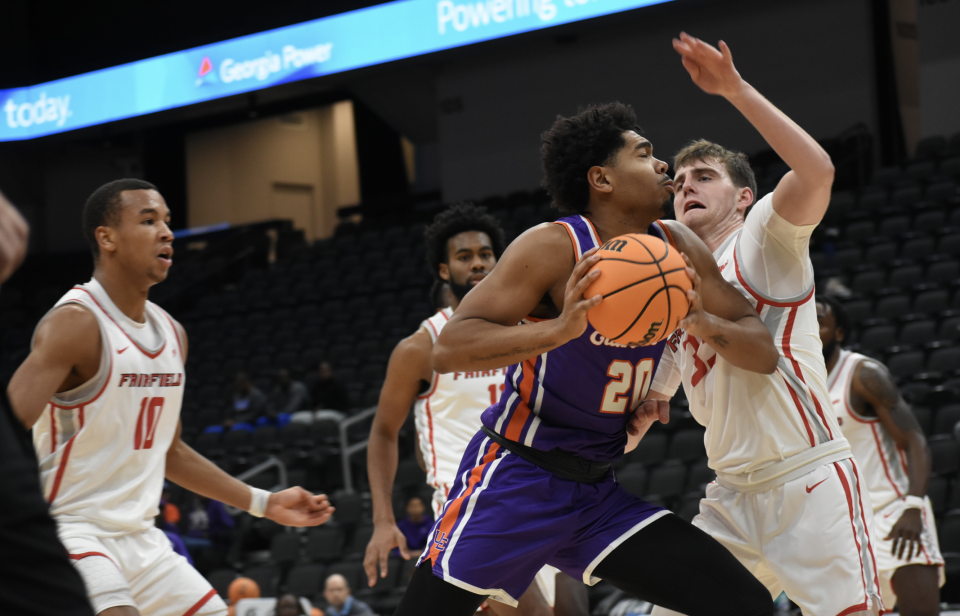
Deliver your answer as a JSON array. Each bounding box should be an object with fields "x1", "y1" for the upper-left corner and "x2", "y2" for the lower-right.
[
  {"x1": 672, "y1": 33, "x2": 834, "y2": 226},
  {"x1": 666, "y1": 221, "x2": 779, "y2": 374},
  {"x1": 0, "y1": 189, "x2": 28, "y2": 285},
  {"x1": 8, "y1": 306, "x2": 102, "y2": 429},
  {"x1": 364, "y1": 331, "x2": 433, "y2": 583},
  {"x1": 852, "y1": 360, "x2": 932, "y2": 560},
  {"x1": 433, "y1": 224, "x2": 601, "y2": 374}
]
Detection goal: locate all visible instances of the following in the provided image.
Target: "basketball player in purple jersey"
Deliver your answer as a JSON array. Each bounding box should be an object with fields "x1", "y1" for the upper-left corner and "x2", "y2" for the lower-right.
[{"x1": 389, "y1": 103, "x2": 781, "y2": 616}]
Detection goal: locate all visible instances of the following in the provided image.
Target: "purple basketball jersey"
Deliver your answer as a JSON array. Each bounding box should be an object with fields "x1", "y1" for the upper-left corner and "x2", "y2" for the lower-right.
[{"x1": 480, "y1": 215, "x2": 675, "y2": 462}]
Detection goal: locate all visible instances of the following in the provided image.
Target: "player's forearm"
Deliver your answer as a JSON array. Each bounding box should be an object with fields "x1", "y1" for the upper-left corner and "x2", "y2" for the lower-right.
[
  {"x1": 165, "y1": 440, "x2": 254, "y2": 511},
  {"x1": 699, "y1": 314, "x2": 778, "y2": 374},
  {"x1": 433, "y1": 317, "x2": 569, "y2": 373},
  {"x1": 903, "y1": 431, "x2": 932, "y2": 497},
  {"x1": 725, "y1": 83, "x2": 834, "y2": 185},
  {"x1": 367, "y1": 426, "x2": 400, "y2": 525}
]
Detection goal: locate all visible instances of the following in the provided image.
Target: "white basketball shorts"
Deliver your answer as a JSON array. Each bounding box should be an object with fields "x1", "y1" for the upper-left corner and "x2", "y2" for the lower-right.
[
  {"x1": 61, "y1": 526, "x2": 227, "y2": 616},
  {"x1": 872, "y1": 496, "x2": 944, "y2": 608},
  {"x1": 692, "y1": 458, "x2": 883, "y2": 615}
]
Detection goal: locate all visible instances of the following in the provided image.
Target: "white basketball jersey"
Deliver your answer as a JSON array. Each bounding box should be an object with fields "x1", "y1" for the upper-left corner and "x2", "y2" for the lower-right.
[
  {"x1": 33, "y1": 281, "x2": 185, "y2": 536},
  {"x1": 659, "y1": 227, "x2": 848, "y2": 477},
  {"x1": 413, "y1": 308, "x2": 506, "y2": 505},
  {"x1": 828, "y1": 349, "x2": 909, "y2": 511}
]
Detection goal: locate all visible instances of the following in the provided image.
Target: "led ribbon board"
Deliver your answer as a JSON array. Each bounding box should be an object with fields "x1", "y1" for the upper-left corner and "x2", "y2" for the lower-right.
[{"x1": 0, "y1": 0, "x2": 671, "y2": 141}]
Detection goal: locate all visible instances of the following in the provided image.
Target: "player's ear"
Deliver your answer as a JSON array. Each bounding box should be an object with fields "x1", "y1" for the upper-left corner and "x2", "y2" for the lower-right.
[
  {"x1": 96, "y1": 226, "x2": 117, "y2": 256},
  {"x1": 736, "y1": 186, "x2": 754, "y2": 215},
  {"x1": 438, "y1": 262, "x2": 451, "y2": 282},
  {"x1": 587, "y1": 166, "x2": 613, "y2": 194}
]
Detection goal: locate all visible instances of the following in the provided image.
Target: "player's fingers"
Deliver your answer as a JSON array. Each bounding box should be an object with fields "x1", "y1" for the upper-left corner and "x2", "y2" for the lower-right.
[
  {"x1": 719, "y1": 40, "x2": 732, "y2": 61},
  {"x1": 658, "y1": 400, "x2": 671, "y2": 424},
  {"x1": 363, "y1": 553, "x2": 378, "y2": 584}
]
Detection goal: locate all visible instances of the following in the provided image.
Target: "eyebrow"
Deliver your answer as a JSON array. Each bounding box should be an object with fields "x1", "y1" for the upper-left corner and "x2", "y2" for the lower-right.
[
  {"x1": 676, "y1": 166, "x2": 717, "y2": 182},
  {"x1": 455, "y1": 245, "x2": 493, "y2": 254},
  {"x1": 634, "y1": 140, "x2": 652, "y2": 151}
]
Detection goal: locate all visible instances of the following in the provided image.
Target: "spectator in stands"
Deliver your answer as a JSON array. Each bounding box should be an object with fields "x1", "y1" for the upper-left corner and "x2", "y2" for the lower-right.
[
  {"x1": 270, "y1": 368, "x2": 312, "y2": 417},
  {"x1": 311, "y1": 361, "x2": 350, "y2": 412},
  {"x1": 182, "y1": 495, "x2": 235, "y2": 556},
  {"x1": 323, "y1": 573, "x2": 372, "y2": 616},
  {"x1": 156, "y1": 503, "x2": 193, "y2": 565},
  {"x1": 394, "y1": 496, "x2": 433, "y2": 557},
  {"x1": 229, "y1": 371, "x2": 268, "y2": 425},
  {"x1": 273, "y1": 593, "x2": 309, "y2": 616}
]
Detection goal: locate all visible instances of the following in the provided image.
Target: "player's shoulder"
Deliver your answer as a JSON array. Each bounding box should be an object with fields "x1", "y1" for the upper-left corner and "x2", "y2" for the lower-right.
[
  {"x1": 392, "y1": 327, "x2": 434, "y2": 360},
  {"x1": 499, "y1": 222, "x2": 575, "y2": 272},
  {"x1": 33, "y1": 303, "x2": 102, "y2": 357}
]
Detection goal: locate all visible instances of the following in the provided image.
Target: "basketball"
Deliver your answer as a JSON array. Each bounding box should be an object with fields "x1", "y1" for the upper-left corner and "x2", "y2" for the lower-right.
[
  {"x1": 227, "y1": 577, "x2": 260, "y2": 604},
  {"x1": 584, "y1": 234, "x2": 692, "y2": 345}
]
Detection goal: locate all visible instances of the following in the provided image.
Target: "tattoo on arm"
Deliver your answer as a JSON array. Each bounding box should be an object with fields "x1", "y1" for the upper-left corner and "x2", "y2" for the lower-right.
[
  {"x1": 469, "y1": 342, "x2": 555, "y2": 363},
  {"x1": 858, "y1": 363, "x2": 900, "y2": 408},
  {"x1": 710, "y1": 335, "x2": 729, "y2": 349}
]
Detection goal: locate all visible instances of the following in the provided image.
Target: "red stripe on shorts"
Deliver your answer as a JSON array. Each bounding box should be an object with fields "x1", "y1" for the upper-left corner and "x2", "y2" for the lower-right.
[{"x1": 182, "y1": 588, "x2": 218, "y2": 616}]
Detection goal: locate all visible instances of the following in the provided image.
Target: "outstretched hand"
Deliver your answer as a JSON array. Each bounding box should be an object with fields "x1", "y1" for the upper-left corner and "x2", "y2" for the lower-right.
[
  {"x1": 672, "y1": 32, "x2": 745, "y2": 99},
  {"x1": 265, "y1": 487, "x2": 335, "y2": 527},
  {"x1": 364, "y1": 523, "x2": 414, "y2": 586}
]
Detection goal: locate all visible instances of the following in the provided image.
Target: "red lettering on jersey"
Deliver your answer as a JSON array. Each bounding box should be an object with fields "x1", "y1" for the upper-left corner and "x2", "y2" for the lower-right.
[
  {"x1": 683, "y1": 337, "x2": 717, "y2": 387},
  {"x1": 481, "y1": 370, "x2": 491, "y2": 377},
  {"x1": 667, "y1": 329, "x2": 684, "y2": 353},
  {"x1": 453, "y1": 372, "x2": 461, "y2": 380},
  {"x1": 134, "y1": 397, "x2": 165, "y2": 450}
]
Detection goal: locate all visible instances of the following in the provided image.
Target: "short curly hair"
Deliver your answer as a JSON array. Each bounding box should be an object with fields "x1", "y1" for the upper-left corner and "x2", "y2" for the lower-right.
[
  {"x1": 540, "y1": 102, "x2": 642, "y2": 214},
  {"x1": 82, "y1": 178, "x2": 158, "y2": 260},
  {"x1": 423, "y1": 203, "x2": 506, "y2": 280}
]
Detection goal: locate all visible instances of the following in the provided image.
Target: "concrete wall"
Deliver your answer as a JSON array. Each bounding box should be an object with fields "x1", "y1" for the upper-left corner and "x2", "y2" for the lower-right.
[
  {"x1": 186, "y1": 101, "x2": 360, "y2": 241},
  {"x1": 435, "y1": 0, "x2": 877, "y2": 202}
]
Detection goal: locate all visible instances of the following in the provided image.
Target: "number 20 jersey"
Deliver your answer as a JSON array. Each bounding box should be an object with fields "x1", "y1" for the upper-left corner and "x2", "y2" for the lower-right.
[
  {"x1": 33, "y1": 281, "x2": 184, "y2": 537},
  {"x1": 479, "y1": 215, "x2": 671, "y2": 463}
]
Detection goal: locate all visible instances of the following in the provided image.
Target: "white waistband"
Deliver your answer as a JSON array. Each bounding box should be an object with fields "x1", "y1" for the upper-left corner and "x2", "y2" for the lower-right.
[{"x1": 715, "y1": 439, "x2": 852, "y2": 493}]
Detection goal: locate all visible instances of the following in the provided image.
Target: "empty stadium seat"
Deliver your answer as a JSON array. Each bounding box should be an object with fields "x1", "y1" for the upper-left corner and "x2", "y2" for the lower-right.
[
  {"x1": 327, "y1": 560, "x2": 365, "y2": 591},
  {"x1": 685, "y1": 458, "x2": 715, "y2": 492},
  {"x1": 878, "y1": 215, "x2": 911, "y2": 238},
  {"x1": 676, "y1": 493, "x2": 703, "y2": 523},
  {"x1": 874, "y1": 295, "x2": 910, "y2": 320},
  {"x1": 929, "y1": 476, "x2": 948, "y2": 516},
  {"x1": 927, "y1": 260, "x2": 960, "y2": 284},
  {"x1": 851, "y1": 271, "x2": 886, "y2": 295},
  {"x1": 899, "y1": 320, "x2": 937, "y2": 346},
  {"x1": 929, "y1": 348, "x2": 960, "y2": 375},
  {"x1": 666, "y1": 430, "x2": 707, "y2": 462},
  {"x1": 305, "y1": 526, "x2": 344, "y2": 563},
  {"x1": 927, "y1": 180, "x2": 958, "y2": 203},
  {"x1": 886, "y1": 351, "x2": 925, "y2": 378},
  {"x1": 891, "y1": 186, "x2": 922, "y2": 208},
  {"x1": 935, "y1": 405, "x2": 960, "y2": 436},
  {"x1": 865, "y1": 243, "x2": 898, "y2": 266},
  {"x1": 627, "y1": 432, "x2": 667, "y2": 466},
  {"x1": 616, "y1": 464, "x2": 647, "y2": 498},
  {"x1": 243, "y1": 564, "x2": 280, "y2": 597},
  {"x1": 832, "y1": 247, "x2": 862, "y2": 270},
  {"x1": 842, "y1": 299, "x2": 872, "y2": 322},
  {"x1": 888, "y1": 265, "x2": 923, "y2": 289},
  {"x1": 941, "y1": 317, "x2": 960, "y2": 341},
  {"x1": 285, "y1": 563, "x2": 326, "y2": 598},
  {"x1": 270, "y1": 532, "x2": 302, "y2": 566},
  {"x1": 207, "y1": 568, "x2": 237, "y2": 599},
  {"x1": 901, "y1": 236, "x2": 936, "y2": 261},
  {"x1": 913, "y1": 407, "x2": 934, "y2": 436},
  {"x1": 914, "y1": 210, "x2": 947, "y2": 234},
  {"x1": 395, "y1": 458, "x2": 427, "y2": 489},
  {"x1": 844, "y1": 221, "x2": 876, "y2": 243},
  {"x1": 859, "y1": 325, "x2": 896, "y2": 351},
  {"x1": 645, "y1": 463, "x2": 687, "y2": 500},
  {"x1": 938, "y1": 513, "x2": 960, "y2": 554},
  {"x1": 914, "y1": 289, "x2": 950, "y2": 314},
  {"x1": 914, "y1": 136, "x2": 948, "y2": 161},
  {"x1": 929, "y1": 436, "x2": 960, "y2": 475}
]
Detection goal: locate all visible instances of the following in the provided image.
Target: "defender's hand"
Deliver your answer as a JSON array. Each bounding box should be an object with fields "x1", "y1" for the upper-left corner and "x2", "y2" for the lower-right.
[
  {"x1": 887, "y1": 507, "x2": 924, "y2": 561},
  {"x1": 627, "y1": 399, "x2": 670, "y2": 436},
  {"x1": 677, "y1": 254, "x2": 716, "y2": 340},
  {"x1": 0, "y1": 190, "x2": 28, "y2": 285},
  {"x1": 364, "y1": 523, "x2": 413, "y2": 586},
  {"x1": 265, "y1": 487, "x2": 334, "y2": 527},
  {"x1": 672, "y1": 32, "x2": 746, "y2": 100},
  {"x1": 556, "y1": 248, "x2": 603, "y2": 342}
]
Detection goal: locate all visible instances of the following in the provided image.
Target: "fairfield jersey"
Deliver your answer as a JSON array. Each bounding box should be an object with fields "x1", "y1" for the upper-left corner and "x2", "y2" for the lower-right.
[
  {"x1": 415, "y1": 307, "x2": 506, "y2": 516},
  {"x1": 33, "y1": 280, "x2": 184, "y2": 538},
  {"x1": 654, "y1": 194, "x2": 849, "y2": 477},
  {"x1": 828, "y1": 349, "x2": 908, "y2": 510}
]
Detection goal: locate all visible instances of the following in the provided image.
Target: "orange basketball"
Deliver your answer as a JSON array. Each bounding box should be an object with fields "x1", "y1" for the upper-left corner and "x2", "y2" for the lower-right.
[
  {"x1": 584, "y1": 233, "x2": 692, "y2": 345},
  {"x1": 228, "y1": 577, "x2": 260, "y2": 604}
]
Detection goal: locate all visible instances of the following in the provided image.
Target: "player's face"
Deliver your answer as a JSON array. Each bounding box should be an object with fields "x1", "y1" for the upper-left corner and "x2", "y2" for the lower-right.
[
  {"x1": 606, "y1": 131, "x2": 674, "y2": 214},
  {"x1": 673, "y1": 158, "x2": 749, "y2": 232},
  {"x1": 816, "y1": 302, "x2": 843, "y2": 359},
  {"x1": 439, "y1": 231, "x2": 497, "y2": 293},
  {"x1": 107, "y1": 190, "x2": 174, "y2": 284}
]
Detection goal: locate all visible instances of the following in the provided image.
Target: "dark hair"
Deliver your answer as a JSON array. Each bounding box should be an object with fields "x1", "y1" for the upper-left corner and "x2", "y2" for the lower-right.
[
  {"x1": 673, "y1": 140, "x2": 758, "y2": 210},
  {"x1": 817, "y1": 295, "x2": 850, "y2": 346},
  {"x1": 540, "y1": 102, "x2": 642, "y2": 214},
  {"x1": 272, "y1": 593, "x2": 306, "y2": 616},
  {"x1": 82, "y1": 179, "x2": 158, "y2": 259},
  {"x1": 423, "y1": 203, "x2": 506, "y2": 281}
]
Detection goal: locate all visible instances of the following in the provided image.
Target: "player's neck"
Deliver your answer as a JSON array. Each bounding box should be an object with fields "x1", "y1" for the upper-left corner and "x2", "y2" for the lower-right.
[
  {"x1": 824, "y1": 346, "x2": 841, "y2": 374},
  {"x1": 695, "y1": 215, "x2": 744, "y2": 254},
  {"x1": 93, "y1": 267, "x2": 150, "y2": 324}
]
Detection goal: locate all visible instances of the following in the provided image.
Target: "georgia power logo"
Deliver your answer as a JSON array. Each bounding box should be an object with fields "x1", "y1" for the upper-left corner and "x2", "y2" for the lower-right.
[
  {"x1": 195, "y1": 43, "x2": 333, "y2": 88},
  {"x1": 196, "y1": 56, "x2": 219, "y2": 86}
]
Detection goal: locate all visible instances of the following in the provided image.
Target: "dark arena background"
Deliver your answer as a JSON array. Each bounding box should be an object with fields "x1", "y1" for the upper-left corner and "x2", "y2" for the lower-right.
[{"x1": 1, "y1": 0, "x2": 959, "y2": 613}]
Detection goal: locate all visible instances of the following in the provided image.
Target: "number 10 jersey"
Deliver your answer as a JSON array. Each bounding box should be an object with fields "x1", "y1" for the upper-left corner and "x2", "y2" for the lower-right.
[{"x1": 33, "y1": 281, "x2": 185, "y2": 537}]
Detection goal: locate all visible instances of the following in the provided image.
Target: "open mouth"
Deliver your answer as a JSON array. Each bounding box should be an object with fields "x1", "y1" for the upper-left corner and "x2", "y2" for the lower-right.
[
  {"x1": 684, "y1": 201, "x2": 706, "y2": 214},
  {"x1": 157, "y1": 246, "x2": 174, "y2": 265}
]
